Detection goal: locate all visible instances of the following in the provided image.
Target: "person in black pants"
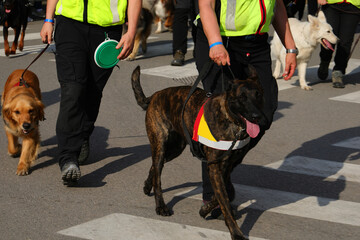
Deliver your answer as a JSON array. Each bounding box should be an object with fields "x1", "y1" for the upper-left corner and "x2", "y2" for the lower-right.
[
  {"x1": 317, "y1": 0, "x2": 360, "y2": 88},
  {"x1": 195, "y1": 0, "x2": 297, "y2": 217},
  {"x1": 171, "y1": 0, "x2": 197, "y2": 66},
  {"x1": 40, "y1": 0, "x2": 141, "y2": 185}
]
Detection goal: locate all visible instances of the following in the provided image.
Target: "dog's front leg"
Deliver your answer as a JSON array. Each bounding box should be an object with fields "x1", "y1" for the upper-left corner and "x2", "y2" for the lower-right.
[
  {"x1": 208, "y1": 163, "x2": 248, "y2": 240},
  {"x1": 16, "y1": 134, "x2": 39, "y2": 176},
  {"x1": 11, "y1": 28, "x2": 20, "y2": 54},
  {"x1": 5, "y1": 131, "x2": 21, "y2": 157},
  {"x1": 19, "y1": 26, "x2": 26, "y2": 51},
  {"x1": 3, "y1": 27, "x2": 10, "y2": 56},
  {"x1": 298, "y1": 62, "x2": 312, "y2": 90}
]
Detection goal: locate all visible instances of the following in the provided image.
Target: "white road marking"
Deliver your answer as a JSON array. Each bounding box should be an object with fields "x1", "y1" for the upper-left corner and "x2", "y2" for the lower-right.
[
  {"x1": 58, "y1": 213, "x2": 267, "y2": 240},
  {"x1": 265, "y1": 156, "x2": 360, "y2": 183},
  {"x1": 332, "y1": 137, "x2": 360, "y2": 150},
  {"x1": 141, "y1": 62, "x2": 198, "y2": 79},
  {"x1": 329, "y1": 91, "x2": 360, "y2": 104},
  {"x1": 176, "y1": 183, "x2": 360, "y2": 227},
  {"x1": 0, "y1": 43, "x2": 55, "y2": 57}
]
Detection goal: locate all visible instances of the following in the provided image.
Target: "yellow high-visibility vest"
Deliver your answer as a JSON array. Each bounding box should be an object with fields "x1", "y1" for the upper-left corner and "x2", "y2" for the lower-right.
[
  {"x1": 55, "y1": 0, "x2": 128, "y2": 27},
  {"x1": 218, "y1": 0, "x2": 276, "y2": 36},
  {"x1": 326, "y1": 0, "x2": 360, "y2": 8}
]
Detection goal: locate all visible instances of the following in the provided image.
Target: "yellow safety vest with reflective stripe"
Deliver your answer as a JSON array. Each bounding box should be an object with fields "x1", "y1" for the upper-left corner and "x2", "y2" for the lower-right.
[
  {"x1": 219, "y1": 0, "x2": 276, "y2": 36},
  {"x1": 55, "y1": 0, "x2": 127, "y2": 27},
  {"x1": 326, "y1": 0, "x2": 360, "y2": 8}
]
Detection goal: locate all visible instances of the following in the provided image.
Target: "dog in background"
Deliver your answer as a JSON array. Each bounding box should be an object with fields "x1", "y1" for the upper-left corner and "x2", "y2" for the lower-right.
[
  {"x1": 0, "y1": 0, "x2": 30, "y2": 56},
  {"x1": 271, "y1": 11, "x2": 338, "y2": 90},
  {"x1": 1, "y1": 69, "x2": 45, "y2": 175},
  {"x1": 125, "y1": 7, "x2": 154, "y2": 61},
  {"x1": 152, "y1": 0, "x2": 174, "y2": 33},
  {"x1": 131, "y1": 65, "x2": 266, "y2": 240}
]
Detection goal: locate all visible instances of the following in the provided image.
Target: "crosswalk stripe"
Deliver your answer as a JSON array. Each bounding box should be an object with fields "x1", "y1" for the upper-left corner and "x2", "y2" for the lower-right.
[
  {"x1": 57, "y1": 213, "x2": 267, "y2": 240},
  {"x1": 0, "y1": 43, "x2": 55, "y2": 57},
  {"x1": 176, "y1": 183, "x2": 360, "y2": 227},
  {"x1": 0, "y1": 32, "x2": 41, "y2": 44},
  {"x1": 264, "y1": 156, "x2": 360, "y2": 183},
  {"x1": 329, "y1": 91, "x2": 360, "y2": 104},
  {"x1": 332, "y1": 137, "x2": 360, "y2": 150}
]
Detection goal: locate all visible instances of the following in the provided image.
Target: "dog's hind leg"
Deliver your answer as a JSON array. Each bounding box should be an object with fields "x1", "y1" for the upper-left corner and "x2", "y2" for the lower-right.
[
  {"x1": 208, "y1": 163, "x2": 248, "y2": 240},
  {"x1": 19, "y1": 25, "x2": 27, "y2": 51},
  {"x1": 272, "y1": 59, "x2": 282, "y2": 79},
  {"x1": 298, "y1": 62, "x2": 312, "y2": 90}
]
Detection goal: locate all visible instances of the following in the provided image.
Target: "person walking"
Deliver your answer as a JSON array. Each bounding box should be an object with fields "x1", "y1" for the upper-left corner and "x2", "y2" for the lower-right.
[
  {"x1": 317, "y1": 0, "x2": 360, "y2": 88},
  {"x1": 195, "y1": 0, "x2": 297, "y2": 215},
  {"x1": 40, "y1": 0, "x2": 141, "y2": 185}
]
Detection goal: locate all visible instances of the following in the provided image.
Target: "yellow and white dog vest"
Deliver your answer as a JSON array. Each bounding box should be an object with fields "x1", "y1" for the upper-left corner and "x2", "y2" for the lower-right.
[{"x1": 192, "y1": 101, "x2": 251, "y2": 151}]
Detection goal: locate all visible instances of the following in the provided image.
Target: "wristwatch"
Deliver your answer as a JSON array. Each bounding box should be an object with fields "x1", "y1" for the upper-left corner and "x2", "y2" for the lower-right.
[{"x1": 286, "y1": 48, "x2": 299, "y2": 55}]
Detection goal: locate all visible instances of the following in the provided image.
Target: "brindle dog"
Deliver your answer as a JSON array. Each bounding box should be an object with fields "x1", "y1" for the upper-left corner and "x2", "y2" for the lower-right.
[{"x1": 131, "y1": 65, "x2": 266, "y2": 240}]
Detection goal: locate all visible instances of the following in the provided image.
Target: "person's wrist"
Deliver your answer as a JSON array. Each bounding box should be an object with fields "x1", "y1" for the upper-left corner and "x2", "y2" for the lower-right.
[
  {"x1": 44, "y1": 19, "x2": 54, "y2": 24},
  {"x1": 286, "y1": 48, "x2": 298, "y2": 55},
  {"x1": 209, "y1": 41, "x2": 222, "y2": 49}
]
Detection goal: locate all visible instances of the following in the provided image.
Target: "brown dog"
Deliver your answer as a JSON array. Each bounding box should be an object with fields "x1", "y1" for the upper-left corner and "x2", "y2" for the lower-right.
[
  {"x1": 1, "y1": 69, "x2": 45, "y2": 175},
  {"x1": 131, "y1": 66, "x2": 266, "y2": 240}
]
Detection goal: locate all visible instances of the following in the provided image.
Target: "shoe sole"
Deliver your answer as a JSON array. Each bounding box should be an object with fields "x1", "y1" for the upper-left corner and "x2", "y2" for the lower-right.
[{"x1": 61, "y1": 163, "x2": 81, "y2": 186}]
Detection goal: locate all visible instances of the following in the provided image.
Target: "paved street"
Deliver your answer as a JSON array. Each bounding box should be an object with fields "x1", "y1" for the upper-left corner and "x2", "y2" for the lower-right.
[{"x1": 0, "y1": 19, "x2": 359, "y2": 240}]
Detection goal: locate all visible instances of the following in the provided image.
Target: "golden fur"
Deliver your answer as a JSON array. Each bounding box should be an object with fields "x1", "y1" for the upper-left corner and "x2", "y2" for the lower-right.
[{"x1": 1, "y1": 69, "x2": 45, "y2": 175}]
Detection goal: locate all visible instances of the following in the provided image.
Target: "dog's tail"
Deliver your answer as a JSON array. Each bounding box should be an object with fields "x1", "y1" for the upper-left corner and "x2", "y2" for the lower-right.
[{"x1": 131, "y1": 66, "x2": 151, "y2": 110}]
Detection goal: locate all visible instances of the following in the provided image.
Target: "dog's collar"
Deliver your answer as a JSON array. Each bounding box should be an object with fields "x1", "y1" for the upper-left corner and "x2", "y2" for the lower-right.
[{"x1": 192, "y1": 100, "x2": 250, "y2": 151}]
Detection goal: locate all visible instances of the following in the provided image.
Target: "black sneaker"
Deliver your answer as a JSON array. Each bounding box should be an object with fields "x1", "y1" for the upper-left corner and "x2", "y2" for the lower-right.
[
  {"x1": 78, "y1": 139, "x2": 89, "y2": 165},
  {"x1": 317, "y1": 61, "x2": 330, "y2": 80},
  {"x1": 61, "y1": 161, "x2": 81, "y2": 186},
  {"x1": 171, "y1": 50, "x2": 185, "y2": 66}
]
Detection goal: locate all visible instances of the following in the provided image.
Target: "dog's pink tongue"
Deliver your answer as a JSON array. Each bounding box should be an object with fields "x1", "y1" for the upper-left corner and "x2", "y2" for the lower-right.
[
  {"x1": 323, "y1": 39, "x2": 334, "y2": 51},
  {"x1": 246, "y1": 119, "x2": 260, "y2": 138},
  {"x1": 5, "y1": 9, "x2": 11, "y2": 14}
]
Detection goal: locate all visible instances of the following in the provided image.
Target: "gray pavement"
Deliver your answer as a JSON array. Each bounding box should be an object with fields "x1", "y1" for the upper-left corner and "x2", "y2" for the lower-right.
[{"x1": 0, "y1": 19, "x2": 359, "y2": 240}]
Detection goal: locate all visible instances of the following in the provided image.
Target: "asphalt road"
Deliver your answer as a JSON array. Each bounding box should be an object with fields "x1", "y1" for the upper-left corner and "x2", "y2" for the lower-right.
[{"x1": 0, "y1": 19, "x2": 359, "y2": 240}]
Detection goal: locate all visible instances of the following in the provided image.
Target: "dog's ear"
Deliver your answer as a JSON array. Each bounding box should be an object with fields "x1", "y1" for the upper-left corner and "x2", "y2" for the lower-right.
[
  {"x1": 2, "y1": 103, "x2": 13, "y2": 122},
  {"x1": 308, "y1": 14, "x2": 317, "y2": 24},
  {"x1": 317, "y1": 11, "x2": 327, "y2": 23},
  {"x1": 35, "y1": 99, "x2": 45, "y2": 121},
  {"x1": 246, "y1": 64, "x2": 258, "y2": 81}
]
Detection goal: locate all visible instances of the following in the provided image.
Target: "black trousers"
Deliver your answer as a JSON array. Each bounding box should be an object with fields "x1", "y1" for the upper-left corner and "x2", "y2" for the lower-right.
[
  {"x1": 195, "y1": 25, "x2": 278, "y2": 201},
  {"x1": 172, "y1": 0, "x2": 197, "y2": 55},
  {"x1": 54, "y1": 16, "x2": 122, "y2": 168},
  {"x1": 320, "y1": 3, "x2": 360, "y2": 74}
]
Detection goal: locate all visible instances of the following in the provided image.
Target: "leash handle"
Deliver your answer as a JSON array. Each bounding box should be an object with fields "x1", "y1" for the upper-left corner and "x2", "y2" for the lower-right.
[{"x1": 20, "y1": 44, "x2": 50, "y2": 87}]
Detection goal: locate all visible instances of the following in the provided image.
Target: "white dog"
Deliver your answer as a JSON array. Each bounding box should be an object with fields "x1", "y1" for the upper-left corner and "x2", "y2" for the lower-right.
[{"x1": 271, "y1": 11, "x2": 338, "y2": 90}]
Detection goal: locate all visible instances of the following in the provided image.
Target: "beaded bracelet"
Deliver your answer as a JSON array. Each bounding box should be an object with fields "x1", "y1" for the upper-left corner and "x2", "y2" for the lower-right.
[
  {"x1": 209, "y1": 41, "x2": 222, "y2": 49},
  {"x1": 44, "y1": 19, "x2": 54, "y2": 24}
]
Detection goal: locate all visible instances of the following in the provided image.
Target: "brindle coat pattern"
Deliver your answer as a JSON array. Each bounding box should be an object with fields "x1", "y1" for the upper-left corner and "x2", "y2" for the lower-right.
[{"x1": 131, "y1": 66, "x2": 266, "y2": 240}]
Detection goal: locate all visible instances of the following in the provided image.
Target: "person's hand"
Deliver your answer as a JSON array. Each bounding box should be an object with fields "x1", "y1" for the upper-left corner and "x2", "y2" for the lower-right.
[
  {"x1": 209, "y1": 44, "x2": 230, "y2": 66},
  {"x1": 40, "y1": 22, "x2": 54, "y2": 44},
  {"x1": 116, "y1": 31, "x2": 135, "y2": 60},
  {"x1": 318, "y1": 0, "x2": 327, "y2": 5},
  {"x1": 283, "y1": 53, "x2": 297, "y2": 80}
]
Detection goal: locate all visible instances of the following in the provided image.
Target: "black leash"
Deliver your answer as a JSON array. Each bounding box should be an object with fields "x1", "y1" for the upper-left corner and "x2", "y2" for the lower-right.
[{"x1": 19, "y1": 44, "x2": 50, "y2": 87}]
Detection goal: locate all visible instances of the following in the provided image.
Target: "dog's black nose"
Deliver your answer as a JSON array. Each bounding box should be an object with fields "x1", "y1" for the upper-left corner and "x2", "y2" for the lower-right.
[{"x1": 22, "y1": 123, "x2": 31, "y2": 130}]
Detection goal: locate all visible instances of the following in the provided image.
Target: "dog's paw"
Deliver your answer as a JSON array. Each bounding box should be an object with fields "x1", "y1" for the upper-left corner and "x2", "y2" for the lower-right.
[
  {"x1": 143, "y1": 183, "x2": 152, "y2": 196},
  {"x1": 125, "y1": 56, "x2": 136, "y2": 61},
  {"x1": 8, "y1": 144, "x2": 22, "y2": 158},
  {"x1": 301, "y1": 85, "x2": 313, "y2": 91},
  {"x1": 16, "y1": 163, "x2": 30, "y2": 176},
  {"x1": 156, "y1": 206, "x2": 172, "y2": 216},
  {"x1": 5, "y1": 49, "x2": 10, "y2": 56}
]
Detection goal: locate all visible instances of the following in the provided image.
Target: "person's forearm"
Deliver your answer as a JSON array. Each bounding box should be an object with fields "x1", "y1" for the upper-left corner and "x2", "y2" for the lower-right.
[
  {"x1": 273, "y1": 0, "x2": 296, "y2": 49},
  {"x1": 199, "y1": 0, "x2": 222, "y2": 45},
  {"x1": 45, "y1": 0, "x2": 58, "y2": 20},
  {"x1": 126, "y1": 0, "x2": 142, "y2": 37}
]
